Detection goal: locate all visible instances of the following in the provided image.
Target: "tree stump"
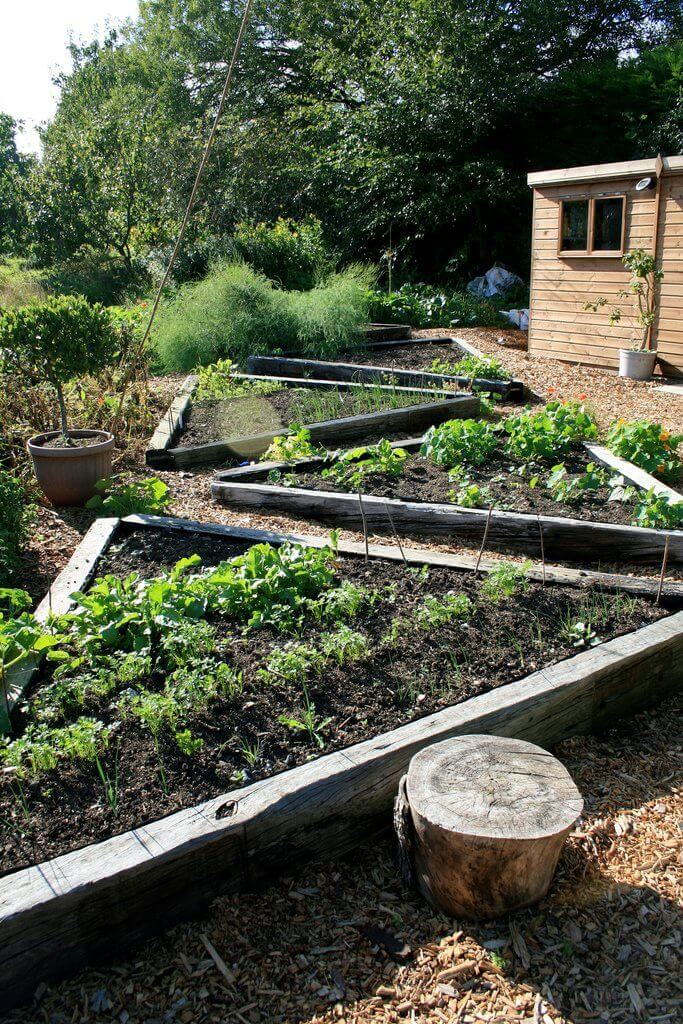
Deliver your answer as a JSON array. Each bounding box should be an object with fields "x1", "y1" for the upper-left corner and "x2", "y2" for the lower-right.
[{"x1": 396, "y1": 734, "x2": 583, "y2": 919}]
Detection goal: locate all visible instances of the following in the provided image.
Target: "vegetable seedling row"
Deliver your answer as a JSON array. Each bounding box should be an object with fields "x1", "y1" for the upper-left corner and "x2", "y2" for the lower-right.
[{"x1": 0, "y1": 513, "x2": 681, "y2": 1008}]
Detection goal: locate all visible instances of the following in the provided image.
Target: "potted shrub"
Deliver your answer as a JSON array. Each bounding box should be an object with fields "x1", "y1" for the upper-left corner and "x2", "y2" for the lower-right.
[
  {"x1": 0, "y1": 295, "x2": 120, "y2": 505},
  {"x1": 586, "y1": 249, "x2": 663, "y2": 381}
]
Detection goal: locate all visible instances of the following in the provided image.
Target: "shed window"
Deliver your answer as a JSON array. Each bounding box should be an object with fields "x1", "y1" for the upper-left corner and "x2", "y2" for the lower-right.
[
  {"x1": 592, "y1": 197, "x2": 624, "y2": 251},
  {"x1": 561, "y1": 200, "x2": 589, "y2": 251},
  {"x1": 558, "y1": 195, "x2": 625, "y2": 256}
]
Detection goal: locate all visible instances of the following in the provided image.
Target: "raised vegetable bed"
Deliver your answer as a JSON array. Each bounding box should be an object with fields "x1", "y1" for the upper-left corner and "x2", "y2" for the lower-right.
[
  {"x1": 212, "y1": 434, "x2": 683, "y2": 565},
  {"x1": 248, "y1": 335, "x2": 525, "y2": 400},
  {"x1": 363, "y1": 323, "x2": 412, "y2": 342},
  {"x1": 0, "y1": 513, "x2": 681, "y2": 1006},
  {"x1": 146, "y1": 373, "x2": 479, "y2": 469}
]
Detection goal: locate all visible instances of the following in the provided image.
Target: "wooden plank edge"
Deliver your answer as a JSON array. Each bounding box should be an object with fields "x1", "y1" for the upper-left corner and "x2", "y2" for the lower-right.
[
  {"x1": 145, "y1": 375, "x2": 197, "y2": 461},
  {"x1": 0, "y1": 608, "x2": 681, "y2": 1008},
  {"x1": 345, "y1": 335, "x2": 454, "y2": 352},
  {"x1": 585, "y1": 443, "x2": 683, "y2": 502},
  {"x1": 363, "y1": 323, "x2": 412, "y2": 341},
  {"x1": 1, "y1": 518, "x2": 121, "y2": 733},
  {"x1": 244, "y1": 356, "x2": 522, "y2": 398},
  {"x1": 230, "y1": 371, "x2": 455, "y2": 399},
  {"x1": 214, "y1": 441, "x2": 680, "y2": 553},
  {"x1": 210, "y1": 479, "x2": 683, "y2": 564},
  {"x1": 125, "y1": 514, "x2": 683, "y2": 601}
]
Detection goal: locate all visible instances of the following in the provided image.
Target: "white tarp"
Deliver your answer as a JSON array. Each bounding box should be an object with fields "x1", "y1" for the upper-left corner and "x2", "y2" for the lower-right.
[
  {"x1": 500, "y1": 308, "x2": 529, "y2": 331},
  {"x1": 467, "y1": 265, "x2": 524, "y2": 298}
]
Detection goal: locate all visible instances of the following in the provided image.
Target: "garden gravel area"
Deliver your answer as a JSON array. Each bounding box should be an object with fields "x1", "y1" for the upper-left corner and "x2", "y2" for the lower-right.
[
  {"x1": 4, "y1": 694, "x2": 680, "y2": 1024},
  {"x1": 427, "y1": 327, "x2": 683, "y2": 435}
]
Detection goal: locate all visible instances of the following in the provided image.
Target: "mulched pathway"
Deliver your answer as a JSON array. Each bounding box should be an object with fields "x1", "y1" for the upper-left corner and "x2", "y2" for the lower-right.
[
  {"x1": 4, "y1": 694, "x2": 680, "y2": 1024},
  {"x1": 433, "y1": 327, "x2": 683, "y2": 434}
]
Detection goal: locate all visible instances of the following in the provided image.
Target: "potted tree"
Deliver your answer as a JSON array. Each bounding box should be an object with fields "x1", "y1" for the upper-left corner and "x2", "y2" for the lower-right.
[
  {"x1": 0, "y1": 294, "x2": 120, "y2": 505},
  {"x1": 586, "y1": 249, "x2": 663, "y2": 381}
]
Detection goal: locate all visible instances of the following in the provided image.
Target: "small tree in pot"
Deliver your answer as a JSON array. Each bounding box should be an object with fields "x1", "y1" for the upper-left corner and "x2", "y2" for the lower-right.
[
  {"x1": 0, "y1": 294, "x2": 120, "y2": 505},
  {"x1": 585, "y1": 249, "x2": 663, "y2": 381}
]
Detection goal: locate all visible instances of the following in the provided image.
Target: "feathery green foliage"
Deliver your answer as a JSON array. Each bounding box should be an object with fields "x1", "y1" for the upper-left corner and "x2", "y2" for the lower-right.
[{"x1": 154, "y1": 262, "x2": 372, "y2": 371}]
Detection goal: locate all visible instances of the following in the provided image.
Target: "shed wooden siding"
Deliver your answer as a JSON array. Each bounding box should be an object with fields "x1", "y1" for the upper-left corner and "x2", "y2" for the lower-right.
[{"x1": 528, "y1": 165, "x2": 683, "y2": 375}]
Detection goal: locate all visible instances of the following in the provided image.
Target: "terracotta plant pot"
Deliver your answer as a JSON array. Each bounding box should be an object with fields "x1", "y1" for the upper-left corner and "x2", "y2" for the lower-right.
[
  {"x1": 618, "y1": 348, "x2": 657, "y2": 381},
  {"x1": 27, "y1": 430, "x2": 114, "y2": 506}
]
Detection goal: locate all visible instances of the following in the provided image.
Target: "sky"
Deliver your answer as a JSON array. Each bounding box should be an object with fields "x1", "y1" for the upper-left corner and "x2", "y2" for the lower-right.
[{"x1": 0, "y1": 0, "x2": 140, "y2": 155}]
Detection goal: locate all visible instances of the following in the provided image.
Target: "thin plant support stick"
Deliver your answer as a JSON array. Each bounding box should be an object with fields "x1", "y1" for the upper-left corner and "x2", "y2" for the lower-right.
[
  {"x1": 383, "y1": 501, "x2": 408, "y2": 566},
  {"x1": 474, "y1": 505, "x2": 494, "y2": 575},
  {"x1": 112, "y1": 0, "x2": 255, "y2": 431},
  {"x1": 656, "y1": 535, "x2": 670, "y2": 606},
  {"x1": 537, "y1": 513, "x2": 546, "y2": 585},
  {"x1": 357, "y1": 490, "x2": 369, "y2": 562}
]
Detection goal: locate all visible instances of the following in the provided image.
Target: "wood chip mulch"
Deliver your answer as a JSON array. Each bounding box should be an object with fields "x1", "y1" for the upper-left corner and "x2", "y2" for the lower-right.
[
  {"x1": 422, "y1": 327, "x2": 683, "y2": 435},
  {"x1": 4, "y1": 694, "x2": 680, "y2": 1024}
]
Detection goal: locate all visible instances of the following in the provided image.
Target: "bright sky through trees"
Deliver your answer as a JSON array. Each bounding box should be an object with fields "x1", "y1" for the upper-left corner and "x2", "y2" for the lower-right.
[{"x1": 0, "y1": 0, "x2": 139, "y2": 154}]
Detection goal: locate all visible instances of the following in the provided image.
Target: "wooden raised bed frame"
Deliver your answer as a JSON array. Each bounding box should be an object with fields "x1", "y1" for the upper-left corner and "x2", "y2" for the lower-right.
[
  {"x1": 1, "y1": 513, "x2": 682, "y2": 1008},
  {"x1": 247, "y1": 335, "x2": 525, "y2": 400},
  {"x1": 212, "y1": 439, "x2": 683, "y2": 566},
  {"x1": 363, "y1": 323, "x2": 412, "y2": 342},
  {"x1": 146, "y1": 373, "x2": 479, "y2": 469}
]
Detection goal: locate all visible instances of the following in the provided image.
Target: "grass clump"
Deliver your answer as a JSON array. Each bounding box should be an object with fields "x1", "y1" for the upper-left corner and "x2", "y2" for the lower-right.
[
  {"x1": 0, "y1": 258, "x2": 49, "y2": 308},
  {"x1": 287, "y1": 267, "x2": 372, "y2": 358},
  {"x1": 154, "y1": 262, "x2": 373, "y2": 371},
  {"x1": 153, "y1": 263, "x2": 291, "y2": 371}
]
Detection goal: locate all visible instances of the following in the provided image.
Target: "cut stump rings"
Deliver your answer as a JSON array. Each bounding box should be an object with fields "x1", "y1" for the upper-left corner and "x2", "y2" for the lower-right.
[{"x1": 395, "y1": 734, "x2": 583, "y2": 919}]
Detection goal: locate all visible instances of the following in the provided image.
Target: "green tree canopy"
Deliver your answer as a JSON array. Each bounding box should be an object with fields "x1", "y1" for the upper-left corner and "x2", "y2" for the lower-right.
[
  {"x1": 0, "y1": 115, "x2": 32, "y2": 255},
  {"x1": 22, "y1": 0, "x2": 683, "y2": 280}
]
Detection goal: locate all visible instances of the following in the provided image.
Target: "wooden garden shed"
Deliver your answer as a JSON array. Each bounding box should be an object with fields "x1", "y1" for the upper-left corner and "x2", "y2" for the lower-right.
[{"x1": 527, "y1": 155, "x2": 683, "y2": 377}]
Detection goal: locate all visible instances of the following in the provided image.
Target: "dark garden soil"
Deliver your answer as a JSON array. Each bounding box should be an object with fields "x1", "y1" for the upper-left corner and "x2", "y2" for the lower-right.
[
  {"x1": 39, "y1": 432, "x2": 109, "y2": 449},
  {"x1": 342, "y1": 341, "x2": 506, "y2": 376},
  {"x1": 178, "y1": 386, "x2": 437, "y2": 448},
  {"x1": 0, "y1": 525, "x2": 670, "y2": 875},
  {"x1": 292, "y1": 446, "x2": 638, "y2": 526}
]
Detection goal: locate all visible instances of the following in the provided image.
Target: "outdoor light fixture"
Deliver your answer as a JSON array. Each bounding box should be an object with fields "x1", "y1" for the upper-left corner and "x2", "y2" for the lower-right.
[{"x1": 635, "y1": 176, "x2": 654, "y2": 191}]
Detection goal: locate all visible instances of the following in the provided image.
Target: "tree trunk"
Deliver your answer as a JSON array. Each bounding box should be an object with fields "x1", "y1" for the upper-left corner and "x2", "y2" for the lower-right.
[
  {"x1": 55, "y1": 381, "x2": 69, "y2": 439},
  {"x1": 396, "y1": 734, "x2": 583, "y2": 919}
]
